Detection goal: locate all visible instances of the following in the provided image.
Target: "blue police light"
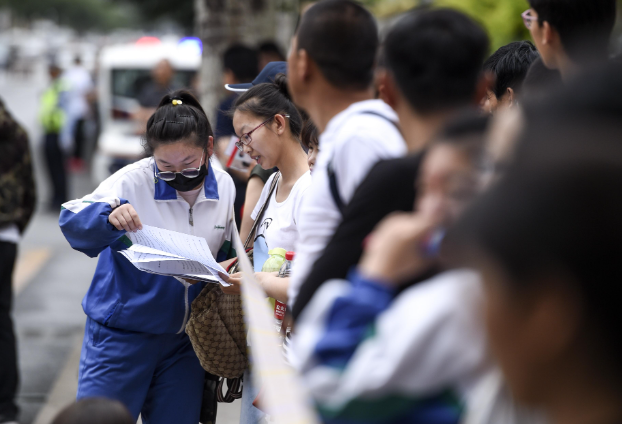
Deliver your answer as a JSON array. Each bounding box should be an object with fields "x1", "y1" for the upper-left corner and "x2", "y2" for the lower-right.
[{"x1": 178, "y1": 37, "x2": 202, "y2": 56}]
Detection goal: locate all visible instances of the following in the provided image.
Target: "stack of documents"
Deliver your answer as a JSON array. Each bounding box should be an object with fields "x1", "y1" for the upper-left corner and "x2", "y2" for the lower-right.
[{"x1": 118, "y1": 225, "x2": 228, "y2": 285}]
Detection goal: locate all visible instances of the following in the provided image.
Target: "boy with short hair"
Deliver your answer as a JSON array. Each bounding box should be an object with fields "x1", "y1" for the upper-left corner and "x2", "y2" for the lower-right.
[
  {"x1": 482, "y1": 41, "x2": 540, "y2": 113},
  {"x1": 523, "y1": 0, "x2": 616, "y2": 80},
  {"x1": 287, "y1": 0, "x2": 407, "y2": 307}
]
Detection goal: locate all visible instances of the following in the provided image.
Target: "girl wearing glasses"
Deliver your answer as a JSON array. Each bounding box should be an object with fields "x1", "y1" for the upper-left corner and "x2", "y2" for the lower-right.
[
  {"x1": 224, "y1": 75, "x2": 311, "y2": 423},
  {"x1": 224, "y1": 75, "x2": 311, "y2": 301},
  {"x1": 59, "y1": 90, "x2": 236, "y2": 424}
]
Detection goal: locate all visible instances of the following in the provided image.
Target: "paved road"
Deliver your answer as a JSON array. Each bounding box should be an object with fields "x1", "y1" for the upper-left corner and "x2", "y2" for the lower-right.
[{"x1": 2, "y1": 63, "x2": 240, "y2": 424}]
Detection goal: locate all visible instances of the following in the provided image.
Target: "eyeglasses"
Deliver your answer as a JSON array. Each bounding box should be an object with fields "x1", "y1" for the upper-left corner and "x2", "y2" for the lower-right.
[
  {"x1": 235, "y1": 114, "x2": 290, "y2": 151},
  {"x1": 522, "y1": 9, "x2": 537, "y2": 29},
  {"x1": 154, "y1": 150, "x2": 205, "y2": 181}
]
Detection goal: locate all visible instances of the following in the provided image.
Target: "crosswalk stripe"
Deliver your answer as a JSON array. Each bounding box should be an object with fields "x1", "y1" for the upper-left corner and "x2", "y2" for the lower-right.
[{"x1": 14, "y1": 248, "x2": 52, "y2": 295}]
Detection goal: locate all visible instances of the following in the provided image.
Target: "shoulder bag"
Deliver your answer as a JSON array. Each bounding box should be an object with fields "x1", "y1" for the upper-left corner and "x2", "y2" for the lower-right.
[{"x1": 186, "y1": 172, "x2": 281, "y2": 403}]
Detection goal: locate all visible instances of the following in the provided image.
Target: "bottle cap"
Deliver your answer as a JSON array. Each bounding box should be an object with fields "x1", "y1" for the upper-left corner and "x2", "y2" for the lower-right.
[
  {"x1": 285, "y1": 251, "x2": 295, "y2": 261},
  {"x1": 269, "y1": 248, "x2": 287, "y2": 258}
]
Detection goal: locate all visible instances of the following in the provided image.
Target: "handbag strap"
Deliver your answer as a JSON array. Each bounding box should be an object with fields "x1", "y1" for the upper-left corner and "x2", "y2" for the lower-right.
[
  {"x1": 243, "y1": 171, "x2": 281, "y2": 249},
  {"x1": 217, "y1": 377, "x2": 243, "y2": 403}
]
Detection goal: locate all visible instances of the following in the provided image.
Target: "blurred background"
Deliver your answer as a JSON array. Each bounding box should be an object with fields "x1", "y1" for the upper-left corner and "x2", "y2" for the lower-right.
[{"x1": 0, "y1": 0, "x2": 620, "y2": 423}]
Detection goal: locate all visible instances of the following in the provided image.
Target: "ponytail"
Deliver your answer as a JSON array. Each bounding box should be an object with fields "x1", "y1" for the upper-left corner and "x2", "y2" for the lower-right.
[
  {"x1": 143, "y1": 89, "x2": 214, "y2": 155},
  {"x1": 232, "y1": 74, "x2": 303, "y2": 139}
]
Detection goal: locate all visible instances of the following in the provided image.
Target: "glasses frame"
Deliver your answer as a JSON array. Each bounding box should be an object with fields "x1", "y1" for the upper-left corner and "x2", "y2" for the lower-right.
[
  {"x1": 154, "y1": 150, "x2": 206, "y2": 181},
  {"x1": 522, "y1": 9, "x2": 538, "y2": 30},
  {"x1": 235, "y1": 114, "x2": 290, "y2": 151}
]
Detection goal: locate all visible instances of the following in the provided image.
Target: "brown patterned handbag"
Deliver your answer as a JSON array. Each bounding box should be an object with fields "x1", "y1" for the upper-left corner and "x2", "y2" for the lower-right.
[{"x1": 185, "y1": 173, "x2": 280, "y2": 399}]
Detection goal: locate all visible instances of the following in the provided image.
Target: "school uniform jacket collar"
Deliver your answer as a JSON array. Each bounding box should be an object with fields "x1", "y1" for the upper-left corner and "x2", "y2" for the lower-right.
[{"x1": 153, "y1": 158, "x2": 219, "y2": 201}]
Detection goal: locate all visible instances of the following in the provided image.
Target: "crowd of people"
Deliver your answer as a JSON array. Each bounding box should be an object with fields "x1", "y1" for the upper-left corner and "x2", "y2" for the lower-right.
[{"x1": 2, "y1": 0, "x2": 621, "y2": 423}]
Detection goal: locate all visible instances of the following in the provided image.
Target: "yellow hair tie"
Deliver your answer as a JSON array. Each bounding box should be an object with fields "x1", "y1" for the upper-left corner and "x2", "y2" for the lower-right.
[{"x1": 172, "y1": 99, "x2": 183, "y2": 106}]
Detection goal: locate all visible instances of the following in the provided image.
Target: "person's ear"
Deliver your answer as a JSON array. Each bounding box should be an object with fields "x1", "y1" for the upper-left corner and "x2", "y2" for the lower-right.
[
  {"x1": 298, "y1": 49, "x2": 312, "y2": 82},
  {"x1": 378, "y1": 70, "x2": 399, "y2": 109},
  {"x1": 474, "y1": 72, "x2": 495, "y2": 106},
  {"x1": 376, "y1": 69, "x2": 400, "y2": 109},
  {"x1": 519, "y1": 273, "x2": 582, "y2": 366},
  {"x1": 207, "y1": 136, "x2": 214, "y2": 158},
  {"x1": 274, "y1": 114, "x2": 287, "y2": 135},
  {"x1": 541, "y1": 21, "x2": 557, "y2": 47},
  {"x1": 506, "y1": 87, "x2": 515, "y2": 105}
]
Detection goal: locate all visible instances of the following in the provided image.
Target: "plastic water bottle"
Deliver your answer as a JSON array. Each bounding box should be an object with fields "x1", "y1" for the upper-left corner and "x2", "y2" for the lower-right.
[
  {"x1": 277, "y1": 251, "x2": 294, "y2": 278},
  {"x1": 274, "y1": 251, "x2": 295, "y2": 335},
  {"x1": 261, "y1": 248, "x2": 287, "y2": 273}
]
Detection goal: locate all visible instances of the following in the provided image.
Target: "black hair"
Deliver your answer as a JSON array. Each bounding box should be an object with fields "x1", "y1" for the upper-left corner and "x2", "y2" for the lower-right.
[
  {"x1": 449, "y1": 65, "x2": 622, "y2": 380},
  {"x1": 296, "y1": 0, "x2": 378, "y2": 90},
  {"x1": 144, "y1": 89, "x2": 213, "y2": 155},
  {"x1": 521, "y1": 56, "x2": 563, "y2": 100},
  {"x1": 521, "y1": 62, "x2": 622, "y2": 134},
  {"x1": 258, "y1": 41, "x2": 285, "y2": 61},
  {"x1": 232, "y1": 74, "x2": 303, "y2": 140},
  {"x1": 301, "y1": 119, "x2": 319, "y2": 149},
  {"x1": 452, "y1": 159, "x2": 622, "y2": 379},
  {"x1": 384, "y1": 8, "x2": 489, "y2": 115},
  {"x1": 483, "y1": 41, "x2": 540, "y2": 99},
  {"x1": 528, "y1": 0, "x2": 616, "y2": 63},
  {"x1": 51, "y1": 398, "x2": 133, "y2": 424},
  {"x1": 223, "y1": 44, "x2": 259, "y2": 83}
]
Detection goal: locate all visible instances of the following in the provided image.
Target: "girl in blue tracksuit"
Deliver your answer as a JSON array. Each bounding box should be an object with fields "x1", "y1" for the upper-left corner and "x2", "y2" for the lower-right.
[{"x1": 59, "y1": 90, "x2": 237, "y2": 424}]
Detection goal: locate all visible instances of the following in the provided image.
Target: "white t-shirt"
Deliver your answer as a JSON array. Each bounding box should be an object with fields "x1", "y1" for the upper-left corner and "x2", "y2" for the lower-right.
[
  {"x1": 289, "y1": 99, "x2": 406, "y2": 307},
  {"x1": 0, "y1": 223, "x2": 20, "y2": 244},
  {"x1": 251, "y1": 171, "x2": 312, "y2": 252}
]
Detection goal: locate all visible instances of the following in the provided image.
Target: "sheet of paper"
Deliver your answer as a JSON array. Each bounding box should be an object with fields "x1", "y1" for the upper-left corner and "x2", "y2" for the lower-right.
[
  {"x1": 125, "y1": 225, "x2": 227, "y2": 283},
  {"x1": 129, "y1": 243, "x2": 185, "y2": 259},
  {"x1": 132, "y1": 267, "x2": 219, "y2": 284},
  {"x1": 133, "y1": 258, "x2": 210, "y2": 275},
  {"x1": 120, "y1": 250, "x2": 186, "y2": 263}
]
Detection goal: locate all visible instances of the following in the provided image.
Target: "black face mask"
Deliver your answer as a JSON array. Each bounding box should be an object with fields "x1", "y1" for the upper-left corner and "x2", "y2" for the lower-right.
[{"x1": 164, "y1": 164, "x2": 208, "y2": 192}]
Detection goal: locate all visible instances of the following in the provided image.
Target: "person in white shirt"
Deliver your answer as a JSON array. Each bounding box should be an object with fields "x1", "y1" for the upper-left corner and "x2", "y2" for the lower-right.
[
  {"x1": 61, "y1": 55, "x2": 93, "y2": 162},
  {"x1": 222, "y1": 75, "x2": 311, "y2": 303},
  {"x1": 286, "y1": 0, "x2": 406, "y2": 307}
]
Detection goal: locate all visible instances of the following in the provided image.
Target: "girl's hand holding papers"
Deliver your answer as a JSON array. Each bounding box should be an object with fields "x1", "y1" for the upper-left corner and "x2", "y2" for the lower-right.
[
  {"x1": 219, "y1": 272, "x2": 242, "y2": 294},
  {"x1": 218, "y1": 271, "x2": 284, "y2": 300},
  {"x1": 109, "y1": 204, "x2": 143, "y2": 233}
]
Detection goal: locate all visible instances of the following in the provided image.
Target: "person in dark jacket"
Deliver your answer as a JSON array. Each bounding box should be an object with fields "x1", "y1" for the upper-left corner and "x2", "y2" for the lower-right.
[{"x1": 0, "y1": 96, "x2": 36, "y2": 424}]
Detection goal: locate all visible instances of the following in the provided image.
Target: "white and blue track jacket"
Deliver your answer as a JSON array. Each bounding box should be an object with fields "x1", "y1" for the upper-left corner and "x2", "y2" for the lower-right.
[{"x1": 59, "y1": 157, "x2": 237, "y2": 334}]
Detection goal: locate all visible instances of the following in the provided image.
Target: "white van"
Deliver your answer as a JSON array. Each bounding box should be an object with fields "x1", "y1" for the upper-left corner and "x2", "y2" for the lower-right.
[{"x1": 92, "y1": 39, "x2": 201, "y2": 183}]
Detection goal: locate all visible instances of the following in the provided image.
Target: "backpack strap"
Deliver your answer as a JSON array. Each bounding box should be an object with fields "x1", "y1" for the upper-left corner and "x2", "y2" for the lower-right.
[
  {"x1": 326, "y1": 111, "x2": 401, "y2": 215},
  {"x1": 327, "y1": 160, "x2": 345, "y2": 215}
]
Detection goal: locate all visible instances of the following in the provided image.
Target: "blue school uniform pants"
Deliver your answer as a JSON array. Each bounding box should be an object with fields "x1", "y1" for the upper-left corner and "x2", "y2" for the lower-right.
[{"x1": 77, "y1": 317, "x2": 204, "y2": 424}]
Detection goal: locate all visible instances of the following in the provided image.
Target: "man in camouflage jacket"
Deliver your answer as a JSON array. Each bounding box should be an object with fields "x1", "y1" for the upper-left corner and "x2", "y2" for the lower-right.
[{"x1": 0, "y1": 97, "x2": 35, "y2": 424}]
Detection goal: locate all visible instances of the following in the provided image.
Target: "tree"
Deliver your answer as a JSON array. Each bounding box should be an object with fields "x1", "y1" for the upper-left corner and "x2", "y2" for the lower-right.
[
  {"x1": 195, "y1": 0, "x2": 299, "y2": 121},
  {"x1": 434, "y1": 0, "x2": 530, "y2": 50},
  {"x1": 112, "y1": 0, "x2": 195, "y2": 34},
  {"x1": 362, "y1": 0, "x2": 531, "y2": 51},
  {"x1": 0, "y1": 0, "x2": 135, "y2": 32}
]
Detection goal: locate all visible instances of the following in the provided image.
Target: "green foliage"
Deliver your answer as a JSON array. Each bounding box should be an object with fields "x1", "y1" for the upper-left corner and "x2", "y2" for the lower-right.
[
  {"x1": 434, "y1": 0, "x2": 531, "y2": 51},
  {"x1": 112, "y1": 0, "x2": 194, "y2": 34},
  {"x1": 0, "y1": 0, "x2": 136, "y2": 32},
  {"x1": 362, "y1": 0, "x2": 532, "y2": 52}
]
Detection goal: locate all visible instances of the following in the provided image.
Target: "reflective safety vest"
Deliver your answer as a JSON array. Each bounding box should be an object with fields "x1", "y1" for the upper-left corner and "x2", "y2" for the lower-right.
[{"x1": 39, "y1": 80, "x2": 66, "y2": 134}]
